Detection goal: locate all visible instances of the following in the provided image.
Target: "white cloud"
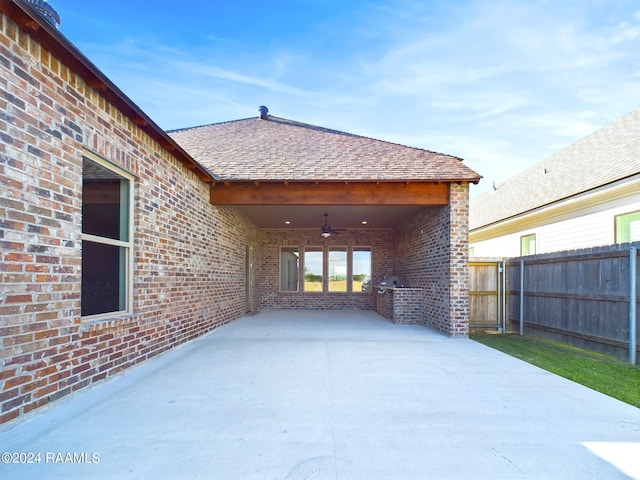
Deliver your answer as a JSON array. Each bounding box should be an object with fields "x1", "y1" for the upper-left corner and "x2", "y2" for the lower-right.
[
  {"x1": 173, "y1": 62, "x2": 313, "y2": 98},
  {"x1": 61, "y1": 0, "x2": 640, "y2": 186}
]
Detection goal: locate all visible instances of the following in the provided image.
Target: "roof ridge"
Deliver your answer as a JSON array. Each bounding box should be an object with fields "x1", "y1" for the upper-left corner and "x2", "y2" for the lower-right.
[{"x1": 167, "y1": 117, "x2": 256, "y2": 133}]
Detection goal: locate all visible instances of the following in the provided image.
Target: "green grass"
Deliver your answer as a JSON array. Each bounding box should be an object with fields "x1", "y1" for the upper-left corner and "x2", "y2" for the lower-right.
[{"x1": 471, "y1": 334, "x2": 640, "y2": 408}]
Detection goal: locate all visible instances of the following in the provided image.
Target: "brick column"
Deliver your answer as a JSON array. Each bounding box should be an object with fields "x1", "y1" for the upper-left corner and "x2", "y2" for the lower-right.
[{"x1": 448, "y1": 183, "x2": 470, "y2": 336}]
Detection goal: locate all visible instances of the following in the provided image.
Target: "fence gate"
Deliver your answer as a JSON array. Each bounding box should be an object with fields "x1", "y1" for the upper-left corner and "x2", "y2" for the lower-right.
[{"x1": 469, "y1": 259, "x2": 506, "y2": 332}]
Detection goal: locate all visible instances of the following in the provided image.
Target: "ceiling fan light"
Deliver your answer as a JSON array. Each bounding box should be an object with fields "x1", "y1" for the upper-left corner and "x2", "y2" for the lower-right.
[{"x1": 321, "y1": 232, "x2": 331, "y2": 238}]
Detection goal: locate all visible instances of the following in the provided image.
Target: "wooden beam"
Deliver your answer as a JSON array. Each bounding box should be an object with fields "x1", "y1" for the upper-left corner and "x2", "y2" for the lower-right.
[{"x1": 209, "y1": 181, "x2": 449, "y2": 205}]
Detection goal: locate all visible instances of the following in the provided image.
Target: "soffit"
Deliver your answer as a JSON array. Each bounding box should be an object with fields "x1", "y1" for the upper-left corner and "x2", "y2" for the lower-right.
[{"x1": 234, "y1": 205, "x2": 429, "y2": 229}]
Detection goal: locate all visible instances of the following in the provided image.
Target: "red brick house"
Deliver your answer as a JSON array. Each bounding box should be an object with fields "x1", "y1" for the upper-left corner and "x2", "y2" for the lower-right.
[{"x1": 0, "y1": 0, "x2": 480, "y2": 425}]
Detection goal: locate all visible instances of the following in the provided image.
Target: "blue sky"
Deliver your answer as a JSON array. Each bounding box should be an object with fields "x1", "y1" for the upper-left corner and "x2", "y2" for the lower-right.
[{"x1": 53, "y1": 1, "x2": 640, "y2": 196}]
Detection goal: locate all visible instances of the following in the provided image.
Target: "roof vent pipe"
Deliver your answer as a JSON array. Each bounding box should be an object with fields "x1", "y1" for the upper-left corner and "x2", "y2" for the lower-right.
[
  {"x1": 258, "y1": 106, "x2": 269, "y2": 120},
  {"x1": 25, "y1": 0, "x2": 61, "y2": 28}
]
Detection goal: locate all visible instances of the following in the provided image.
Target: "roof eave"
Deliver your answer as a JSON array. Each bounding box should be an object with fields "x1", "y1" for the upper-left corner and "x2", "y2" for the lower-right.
[
  {"x1": 211, "y1": 177, "x2": 482, "y2": 184},
  {"x1": 0, "y1": 0, "x2": 214, "y2": 183}
]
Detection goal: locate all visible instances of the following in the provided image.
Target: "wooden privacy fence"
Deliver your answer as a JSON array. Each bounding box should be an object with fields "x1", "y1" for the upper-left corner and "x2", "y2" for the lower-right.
[
  {"x1": 469, "y1": 259, "x2": 506, "y2": 331},
  {"x1": 470, "y1": 242, "x2": 639, "y2": 363},
  {"x1": 503, "y1": 242, "x2": 639, "y2": 364}
]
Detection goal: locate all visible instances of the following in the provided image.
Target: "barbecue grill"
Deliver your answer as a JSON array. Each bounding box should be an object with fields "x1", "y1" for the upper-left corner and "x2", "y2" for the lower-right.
[{"x1": 377, "y1": 275, "x2": 404, "y2": 293}]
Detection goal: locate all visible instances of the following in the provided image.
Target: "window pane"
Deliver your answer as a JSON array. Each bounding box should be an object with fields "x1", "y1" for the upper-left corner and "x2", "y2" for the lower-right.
[
  {"x1": 520, "y1": 234, "x2": 536, "y2": 256},
  {"x1": 81, "y1": 155, "x2": 132, "y2": 318},
  {"x1": 304, "y1": 247, "x2": 323, "y2": 292},
  {"x1": 280, "y1": 247, "x2": 299, "y2": 291},
  {"x1": 615, "y1": 211, "x2": 640, "y2": 243},
  {"x1": 353, "y1": 247, "x2": 372, "y2": 293},
  {"x1": 328, "y1": 247, "x2": 347, "y2": 292},
  {"x1": 82, "y1": 158, "x2": 129, "y2": 241},
  {"x1": 81, "y1": 241, "x2": 127, "y2": 316}
]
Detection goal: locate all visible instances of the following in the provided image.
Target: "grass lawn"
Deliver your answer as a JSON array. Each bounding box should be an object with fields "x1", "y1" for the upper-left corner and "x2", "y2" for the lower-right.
[{"x1": 471, "y1": 334, "x2": 640, "y2": 408}]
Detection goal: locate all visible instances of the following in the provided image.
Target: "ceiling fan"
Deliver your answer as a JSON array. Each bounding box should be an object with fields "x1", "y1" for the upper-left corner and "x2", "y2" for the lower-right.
[{"x1": 321, "y1": 213, "x2": 343, "y2": 238}]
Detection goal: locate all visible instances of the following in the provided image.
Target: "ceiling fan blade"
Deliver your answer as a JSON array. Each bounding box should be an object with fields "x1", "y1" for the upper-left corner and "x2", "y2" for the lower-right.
[{"x1": 321, "y1": 213, "x2": 345, "y2": 236}]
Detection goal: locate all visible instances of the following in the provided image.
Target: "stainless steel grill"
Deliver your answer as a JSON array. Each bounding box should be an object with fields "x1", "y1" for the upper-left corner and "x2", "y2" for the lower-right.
[{"x1": 377, "y1": 275, "x2": 404, "y2": 293}]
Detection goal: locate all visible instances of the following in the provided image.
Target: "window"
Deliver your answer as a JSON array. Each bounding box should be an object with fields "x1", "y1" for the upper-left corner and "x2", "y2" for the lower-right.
[
  {"x1": 328, "y1": 247, "x2": 347, "y2": 292},
  {"x1": 280, "y1": 247, "x2": 299, "y2": 291},
  {"x1": 287, "y1": 245, "x2": 373, "y2": 293},
  {"x1": 615, "y1": 211, "x2": 640, "y2": 243},
  {"x1": 520, "y1": 233, "x2": 536, "y2": 256},
  {"x1": 352, "y1": 247, "x2": 372, "y2": 293},
  {"x1": 303, "y1": 247, "x2": 323, "y2": 292},
  {"x1": 81, "y1": 153, "x2": 134, "y2": 318}
]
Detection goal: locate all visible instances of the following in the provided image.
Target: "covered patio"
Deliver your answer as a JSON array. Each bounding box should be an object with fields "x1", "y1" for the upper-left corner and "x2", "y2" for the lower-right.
[
  {"x1": 1, "y1": 310, "x2": 638, "y2": 479},
  {"x1": 170, "y1": 113, "x2": 482, "y2": 335}
]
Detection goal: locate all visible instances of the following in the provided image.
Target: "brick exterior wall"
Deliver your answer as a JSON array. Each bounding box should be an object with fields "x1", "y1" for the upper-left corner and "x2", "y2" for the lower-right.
[
  {"x1": 393, "y1": 184, "x2": 470, "y2": 336},
  {"x1": 0, "y1": 14, "x2": 257, "y2": 425},
  {"x1": 258, "y1": 229, "x2": 393, "y2": 310},
  {"x1": 447, "y1": 183, "x2": 471, "y2": 337}
]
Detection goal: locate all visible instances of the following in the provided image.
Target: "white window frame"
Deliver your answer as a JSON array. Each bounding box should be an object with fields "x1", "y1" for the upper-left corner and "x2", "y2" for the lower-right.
[{"x1": 81, "y1": 150, "x2": 135, "y2": 320}]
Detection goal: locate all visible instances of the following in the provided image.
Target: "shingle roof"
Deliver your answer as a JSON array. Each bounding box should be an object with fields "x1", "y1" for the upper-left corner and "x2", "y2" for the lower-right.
[
  {"x1": 168, "y1": 116, "x2": 481, "y2": 183},
  {"x1": 470, "y1": 108, "x2": 640, "y2": 230}
]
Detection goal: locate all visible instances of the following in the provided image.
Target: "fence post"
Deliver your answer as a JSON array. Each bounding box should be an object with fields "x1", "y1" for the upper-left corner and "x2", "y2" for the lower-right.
[
  {"x1": 630, "y1": 246, "x2": 637, "y2": 365},
  {"x1": 502, "y1": 260, "x2": 507, "y2": 334},
  {"x1": 519, "y1": 258, "x2": 524, "y2": 336}
]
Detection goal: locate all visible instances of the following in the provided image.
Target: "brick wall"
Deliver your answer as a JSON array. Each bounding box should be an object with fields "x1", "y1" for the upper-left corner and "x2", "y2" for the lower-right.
[
  {"x1": 393, "y1": 184, "x2": 470, "y2": 336},
  {"x1": 376, "y1": 288, "x2": 393, "y2": 320},
  {"x1": 377, "y1": 288, "x2": 424, "y2": 324},
  {"x1": 447, "y1": 183, "x2": 470, "y2": 337},
  {"x1": 389, "y1": 288, "x2": 424, "y2": 324},
  {"x1": 258, "y1": 229, "x2": 393, "y2": 310},
  {"x1": 0, "y1": 13, "x2": 257, "y2": 425}
]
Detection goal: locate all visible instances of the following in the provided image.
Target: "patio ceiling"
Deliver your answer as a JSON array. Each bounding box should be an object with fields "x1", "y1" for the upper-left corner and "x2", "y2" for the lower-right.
[
  {"x1": 233, "y1": 204, "x2": 427, "y2": 229},
  {"x1": 214, "y1": 178, "x2": 449, "y2": 230}
]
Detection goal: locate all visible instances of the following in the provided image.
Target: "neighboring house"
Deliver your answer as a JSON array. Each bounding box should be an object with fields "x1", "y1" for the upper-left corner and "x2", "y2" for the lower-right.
[
  {"x1": 469, "y1": 108, "x2": 640, "y2": 257},
  {"x1": 0, "y1": 1, "x2": 480, "y2": 425}
]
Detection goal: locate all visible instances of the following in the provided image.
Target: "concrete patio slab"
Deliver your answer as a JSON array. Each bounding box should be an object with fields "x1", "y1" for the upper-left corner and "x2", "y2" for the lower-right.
[{"x1": 1, "y1": 309, "x2": 639, "y2": 479}]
